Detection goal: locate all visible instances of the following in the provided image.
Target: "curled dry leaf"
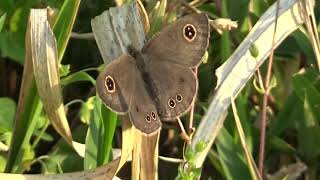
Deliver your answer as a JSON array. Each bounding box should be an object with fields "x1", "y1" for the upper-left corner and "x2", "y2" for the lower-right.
[
  {"x1": 30, "y1": 8, "x2": 85, "y2": 156},
  {"x1": 134, "y1": 128, "x2": 160, "y2": 180},
  {"x1": 189, "y1": 0, "x2": 314, "y2": 168}
]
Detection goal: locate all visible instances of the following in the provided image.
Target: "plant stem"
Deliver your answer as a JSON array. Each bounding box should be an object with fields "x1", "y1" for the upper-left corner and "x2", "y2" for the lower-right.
[{"x1": 258, "y1": 0, "x2": 280, "y2": 175}]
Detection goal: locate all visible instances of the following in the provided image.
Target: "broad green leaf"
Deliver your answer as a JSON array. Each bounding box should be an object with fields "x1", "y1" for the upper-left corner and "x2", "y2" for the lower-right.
[
  {"x1": 4, "y1": 58, "x2": 43, "y2": 173},
  {"x1": 0, "y1": 97, "x2": 16, "y2": 132},
  {"x1": 225, "y1": 0, "x2": 249, "y2": 26},
  {"x1": 269, "y1": 94, "x2": 302, "y2": 136},
  {"x1": 250, "y1": 0, "x2": 269, "y2": 16},
  {"x1": 0, "y1": 0, "x2": 14, "y2": 13},
  {"x1": 0, "y1": 155, "x2": 6, "y2": 172},
  {"x1": 208, "y1": 150, "x2": 226, "y2": 178},
  {"x1": 297, "y1": 93, "x2": 320, "y2": 161},
  {"x1": 59, "y1": 64, "x2": 70, "y2": 77},
  {"x1": 234, "y1": 90, "x2": 253, "y2": 152},
  {"x1": 0, "y1": 32, "x2": 25, "y2": 63},
  {"x1": 292, "y1": 30, "x2": 316, "y2": 65},
  {"x1": 292, "y1": 74, "x2": 320, "y2": 120},
  {"x1": 0, "y1": 0, "x2": 41, "y2": 63},
  {"x1": 11, "y1": 88, "x2": 42, "y2": 173},
  {"x1": 84, "y1": 96, "x2": 117, "y2": 169},
  {"x1": 79, "y1": 97, "x2": 95, "y2": 124},
  {"x1": 269, "y1": 135, "x2": 296, "y2": 154},
  {"x1": 43, "y1": 125, "x2": 86, "y2": 173},
  {"x1": 198, "y1": 63, "x2": 215, "y2": 101},
  {"x1": 216, "y1": 128, "x2": 251, "y2": 180},
  {"x1": 100, "y1": 102, "x2": 117, "y2": 164}
]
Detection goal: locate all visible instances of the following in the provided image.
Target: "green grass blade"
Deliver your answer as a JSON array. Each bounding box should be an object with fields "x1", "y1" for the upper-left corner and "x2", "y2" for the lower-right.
[
  {"x1": 0, "y1": 13, "x2": 6, "y2": 32},
  {"x1": 52, "y1": 0, "x2": 81, "y2": 63},
  {"x1": 84, "y1": 96, "x2": 117, "y2": 168}
]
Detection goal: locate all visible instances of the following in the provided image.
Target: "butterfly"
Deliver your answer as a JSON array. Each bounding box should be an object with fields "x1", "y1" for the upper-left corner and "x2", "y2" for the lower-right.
[{"x1": 96, "y1": 13, "x2": 209, "y2": 134}]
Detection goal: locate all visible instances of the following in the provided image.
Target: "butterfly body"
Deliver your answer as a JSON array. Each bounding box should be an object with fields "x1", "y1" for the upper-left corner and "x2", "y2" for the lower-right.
[{"x1": 97, "y1": 13, "x2": 210, "y2": 134}]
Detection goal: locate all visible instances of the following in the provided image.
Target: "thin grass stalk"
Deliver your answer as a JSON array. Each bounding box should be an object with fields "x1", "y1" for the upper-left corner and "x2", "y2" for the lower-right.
[
  {"x1": 231, "y1": 96, "x2": 262, "y2": 180},
  {"x1": 258, "y1": 0, "x2": 280, "y2": 175}
]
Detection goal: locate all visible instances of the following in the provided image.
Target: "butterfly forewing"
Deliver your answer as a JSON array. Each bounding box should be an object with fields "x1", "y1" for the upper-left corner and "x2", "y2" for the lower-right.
[
  {"x1": 96, "y1": 54, "x2": 136, "y2": 113},
  {"x1": 142, "y1": 13, "x2": 209, "y2": 68}
]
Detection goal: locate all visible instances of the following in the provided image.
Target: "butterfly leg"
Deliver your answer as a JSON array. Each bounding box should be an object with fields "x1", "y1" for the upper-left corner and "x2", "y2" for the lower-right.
[
  {"x1": 176, "y1": 68, "x2": 198, "y2": 143},
  {"x1": 186, "y1": 67, "x2": 198, "y2": 140},
  {"x1": 176, "y1": 117, "x2": 192, "y2": 142}
]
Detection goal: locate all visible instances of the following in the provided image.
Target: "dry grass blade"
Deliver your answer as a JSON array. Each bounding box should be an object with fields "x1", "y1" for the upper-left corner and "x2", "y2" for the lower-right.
[
  {"x1": 0, "y1": 158, "x2": 121, "y2": 180},
  {"x1": 189, "y1": 0, "x2": 313, "y2": 168},
  {"x1": 140, "y1": 129, "x2": 160, "y2": 180},
  {"x1": 116, "y1": 116, "x2": 139, "y2": 173},
  {"x1": 30, "y1": 8, "x2": 85, "y2": 156},
  {"x1": 190, "y1": 0, "x2": 208, "y2": 7},
  {"x1": 297, "y1": 0, "x2": 320, "y2": 70},
  {"x1": 136, "y1": 0, "x2": 150, "y2": 33},
  {"x1": 132, "y1": 132, "x2": 141, "y2": 180},
  {"x1": 91, "y1": 1, "x2": 146, "y2": 64},
  {"x1": 266, "y1": 162, "x2": 307, "y2": 180},
  {"x1": 131, "y1": 123, "x2": 160, "y2": 180},
  {"x1": 159, "y1": 156, "x2": 184, "y2": 163},
  {"x1": 230, "y1": 96, "x2": 262, "y2": 180},
  {"x1": 0, "y1": 141, "x2": 8, "y2": 151}
]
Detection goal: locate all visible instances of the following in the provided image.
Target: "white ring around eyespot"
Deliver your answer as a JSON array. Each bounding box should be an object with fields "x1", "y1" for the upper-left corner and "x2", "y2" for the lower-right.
[
  {"x1": 176, "y1": 94, "x2": 183, "y2": 102},
  {"x1": 168, "y1": 98, "x2": 176, "y2": 108},
  {"x1": 151, "y1": 111, "x2": 157, "y2": 120},
  {"x1": 105, "y1": 75, "x2": 116, "y2": 93},
  {"x1": 183, "y1": 24, "x2": 197, "y2": 42},
  {"x1": 145, "y1": 114, "x2": 151, "y2": 123}
]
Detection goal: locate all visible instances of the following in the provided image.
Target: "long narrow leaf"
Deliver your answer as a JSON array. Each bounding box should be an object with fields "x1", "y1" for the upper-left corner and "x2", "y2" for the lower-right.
[{"x1": 189, "y1": 0, "x2": 314, "y2": 168}]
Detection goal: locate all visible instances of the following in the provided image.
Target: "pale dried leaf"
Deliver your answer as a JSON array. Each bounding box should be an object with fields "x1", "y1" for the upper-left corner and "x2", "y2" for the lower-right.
[
  {"x1": 91, "y1": 1, "x2": 146, "y2": 64},
  {"x1": 190, "y1": 0, "x2": 314, "y2": 167},
  {"x1": 30, "y1": 9, "x2": 73, "y2": 145}
]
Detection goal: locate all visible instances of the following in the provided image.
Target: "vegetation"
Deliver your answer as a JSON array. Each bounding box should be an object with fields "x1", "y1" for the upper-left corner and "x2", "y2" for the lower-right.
[{"x1": 0, "y1": 0, "x2": 319, "y2": 179}]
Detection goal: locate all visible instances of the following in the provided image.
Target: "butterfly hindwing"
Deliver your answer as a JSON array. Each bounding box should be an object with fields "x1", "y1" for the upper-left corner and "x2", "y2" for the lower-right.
[
  {"x1": 147, "y1": 61, "x2": 198, "y2": 121},
  {"x1": 97, "y1": 54, "x2": 161, "y2": 133},
  {"x1": 139, "y1": 13, "x2": 209, "y2": 120},
  {"x1": 129, "y1": 71, "x2": 162, "y2": 133}
]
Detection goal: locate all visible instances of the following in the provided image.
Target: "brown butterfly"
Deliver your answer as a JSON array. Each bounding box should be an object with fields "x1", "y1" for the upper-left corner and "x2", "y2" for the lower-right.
[{"x1": 97, "y1": 13, "x2": 210, "y2": 134}]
